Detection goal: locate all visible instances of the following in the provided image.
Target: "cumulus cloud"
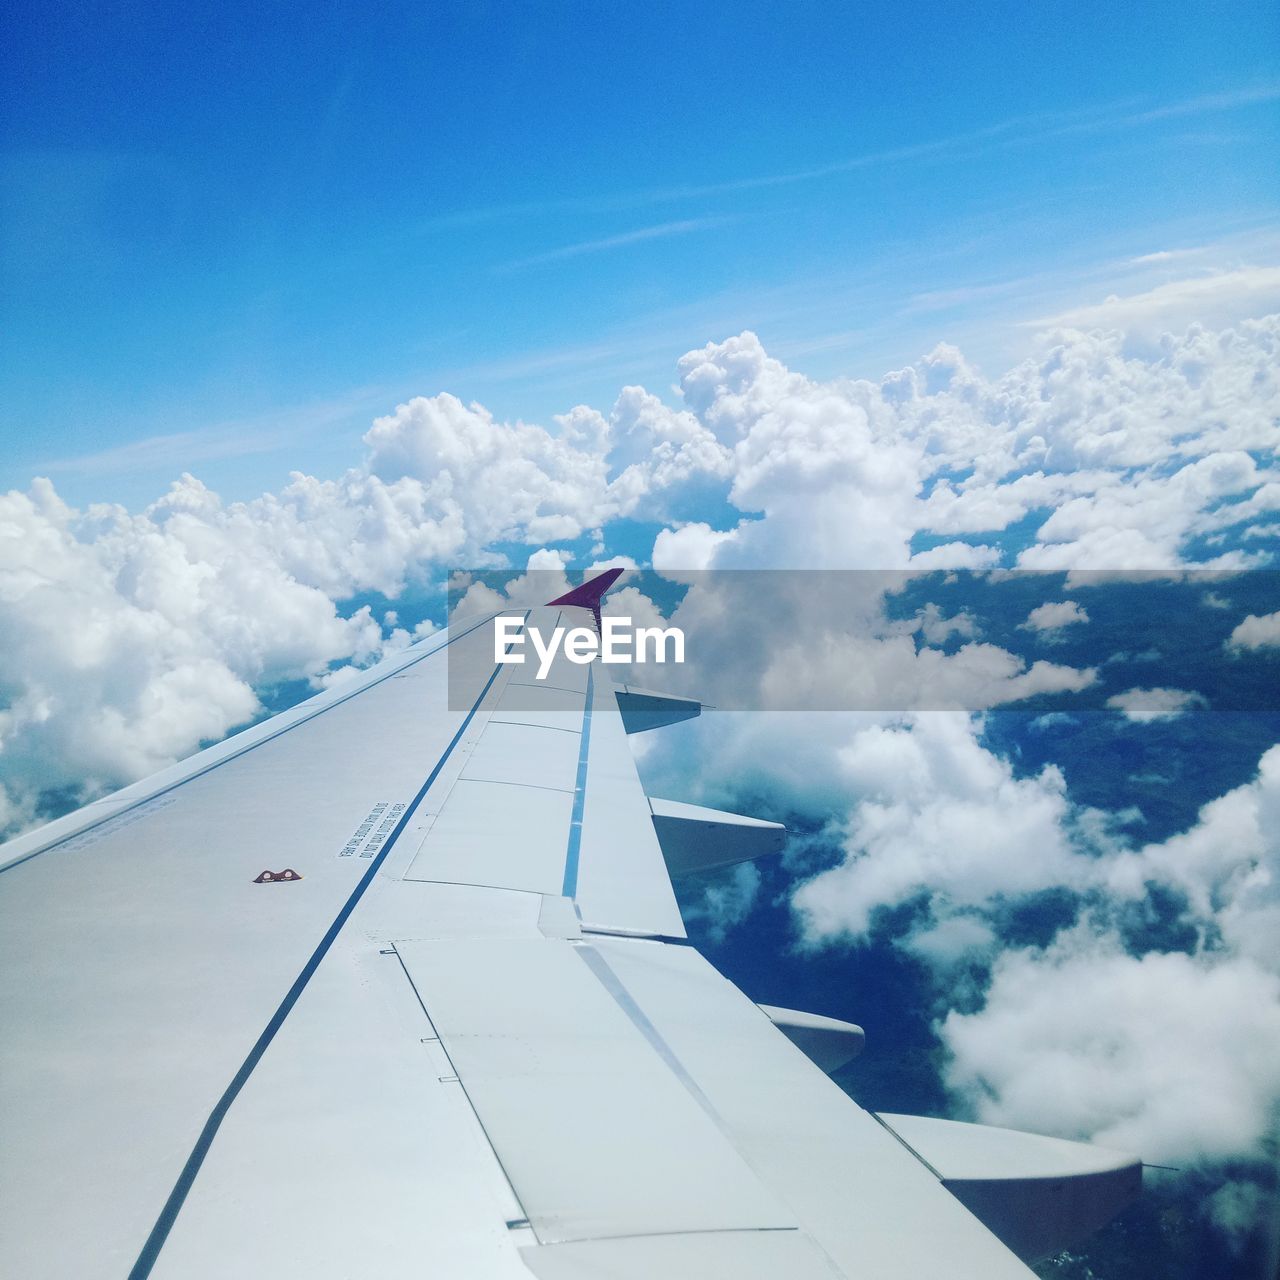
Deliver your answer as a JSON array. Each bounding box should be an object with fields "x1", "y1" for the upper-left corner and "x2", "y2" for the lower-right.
[
  {"x1": 2, "y1": 312, "x2": 1274, "y2": 802},
  {"x1": 897, "y1": 913, "x2": 998, "y2": 972},
  {"x1": 647, "y1": 319, "x2": 1279, "y2": 574},
  {"x1": 913, "y1": 603, "x2": 979, "y2": 645},
  {"x1": 671, "y1": 332, "x2": 926, "y2": 568},
  {"x1": 0, "y1": 390, "x2": 663, "y2": 828},
  {"x1": 1205, "y1": 1179, "x2": 1280, "y2": 1256},
  {"x1": 1229, "y1": 610, "x2": 1280, "y2": 652},
  {"x1": 792, "y1": 714, "x2": 1093, "y2": 943},
  {"x1": 0, "y1": 477, "x2": 383, "y2": 815},
  {"x1": 663, "y1": 696, "x2": 1278, "y2": 1230},
  {"x1": 640, "y1": 570, "x2": 1098, "y2": 714},
  {"x1": 651, "y1": 521, "x2": 740, "y2": 572},
  {"x1": 679, "y1": 861, "x2": 763, "y2": 944},
  {"x1": 1103, "y1": 744, "x2": 1280, "y2": 969},
  {"x1": 1021, "y1": 599, "x2": 1090, "y2": 634},
  {"x1": 942, "y1": 927, "x2": 1280, "y2": 1165},
  {"x1": 1106, "y1": 686, "x2": 1208, "y2": 722},
  {"x1": 0, "y1": 376, "x2": 734, "y2": 833},
  {"x1": 787, "y1": 714, "x2": 1280, "y2": 1197}
]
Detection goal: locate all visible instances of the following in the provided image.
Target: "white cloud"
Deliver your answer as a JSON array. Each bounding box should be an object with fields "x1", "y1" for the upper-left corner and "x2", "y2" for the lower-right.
[
  {"x1": 1022, "y1": 599, "x2": 1090, "y2": 633},
  {"x1": 525, "y1": 547, "x2": 572, "y2": 572},
  {"x1": 1228, "y1": 610, "x2": 1280, "y2": 651},
  {"x1": 913, "y1": 603, "x2": 979, "y2": 645},
  {"x1": 643, "y1": 571, "x2": 1096, "y2": 715},
  {"x1": 1103, "y1": 744, "x2": 1280, "y2": 969},
  {"x1": 1029, "y1": 267, "x2": 1280, "y2": 336},
  {"x1": 0, "y1": 477, "x2": 379, "y2": 812},
  {"x1": 651, "y1": 522, "x2": 740, "y2": 572},
  {"x1": 1204, "y1": 1179, "x2": 1277, "y2": 1254},
  {"x1": 898, "y1": 913, "x2": 999, "y2": 971},
  {"x1": 1106, "y1": 686, "x2": 1208, "y2": 722},
  {"x1": 907, "y1": 541, "x2": 1002, "y2": 569},
  {"x1": 604, "y1": 386, "x2": 732, "y2": 521},
  {"x1": 652, "y1": 318, "x2": 1280, "y2": 573},
  {"x1": 673, "y1": 332, "x2": 926, "y2": 568},
  {"x1": 786, "y1": 718, "x2": 1280, "y2": 1181},
  {"x1": 793, "y1": 715, "x2": 1092, "y2": 941},
  {"x1": 361, "y1": 392, "x2": 610, "y2": 551},
  {"x1": 680, "y1": 861, "x2": 763, "y2": 943},
  {"x1": 943, "y1": 927, "x2": 1280, "y2": 1165},
  {"x1": 1030, "y1": 711, "x2": 1078, "y2": 731}
]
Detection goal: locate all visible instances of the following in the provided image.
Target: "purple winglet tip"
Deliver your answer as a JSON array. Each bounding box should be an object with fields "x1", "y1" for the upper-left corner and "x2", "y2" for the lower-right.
[{"x1": 546, "y1": 566, "x2": 625, "y2": 610}]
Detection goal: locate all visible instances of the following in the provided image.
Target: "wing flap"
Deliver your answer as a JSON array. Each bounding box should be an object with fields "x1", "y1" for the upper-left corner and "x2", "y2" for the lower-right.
[
  {"x1": 404, "y1": 779, "x2": 575, "y2": 893},
  {"x1": 758, "y1": 1004, "x2": 865, "y2": 1073},
  {"x1": 520, "y1": 1230, "x2": 843, "y2": 1279},
  {"x1": 460, "y1": 720, "x2": 581, "y2": 791},
  {"x1": 614, "y1": 683, "x2": 702, "y2": 734},
  {"x1": 590, "y1": 937, "x2": 1037, "y2": 1279},
  {"x1": 396, "y1": 934, "x2": 796, "y2": 1244}
]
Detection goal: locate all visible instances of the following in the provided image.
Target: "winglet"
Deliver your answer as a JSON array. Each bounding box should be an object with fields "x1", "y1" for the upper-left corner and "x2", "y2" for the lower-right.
[{"x1": 546, "y1": 566, "x2": 625, "y2": 610}]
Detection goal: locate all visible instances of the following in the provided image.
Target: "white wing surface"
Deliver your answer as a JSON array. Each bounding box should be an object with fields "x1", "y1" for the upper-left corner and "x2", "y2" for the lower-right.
[{"x1": 0, "y1": 587, "x2": 1133, "y2": 1277}]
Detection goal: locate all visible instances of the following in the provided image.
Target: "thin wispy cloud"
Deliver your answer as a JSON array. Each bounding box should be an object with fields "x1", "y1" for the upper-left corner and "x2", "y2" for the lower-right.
[
  {"x1": 37, "y1": 388, "x2": 384, "y2": 476},
  {"x1": 496, "y1": 217, "x2": 727, "y2": 271},
  {"x1": 642, "y1": 82, "x2": 1280, "y2": 203},
  {"x1": 1028, "y1": 265, "x2": 1280, "y2": 330},
  {"x1": 1119, "y1": 82, "x2": 1280, "y2": 127},
  {"x1": 901, "y1": 276, "x2": 1037, "y2": 316},
  {"x1": 1035, "y1": 83, "x2": 1280, "y2": 145},
  {"x1": 1126, "y1": 247, "x2": 1207, "y2": 266},
  {"x1": 432, "y1": 82, "x2": 1280, "y2": 231},
  {"x1": 422, "y1": 102, "x2": 1137, "y2": 228},
  {"x1": 39, "y1": 428, "x2": 283, "y2": 475}
]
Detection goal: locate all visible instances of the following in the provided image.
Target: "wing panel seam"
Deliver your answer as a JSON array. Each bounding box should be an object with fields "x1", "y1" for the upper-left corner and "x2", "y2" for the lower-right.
[
  {"x1": 559, "y1": 663, "x2": 594, "y2": 899},
  {"x1": 125, "y1": 616, "x2": 525, "y2": 1280},
  {"x1": 387, "y1": 945, "x2": 536, "y2": 1231}
]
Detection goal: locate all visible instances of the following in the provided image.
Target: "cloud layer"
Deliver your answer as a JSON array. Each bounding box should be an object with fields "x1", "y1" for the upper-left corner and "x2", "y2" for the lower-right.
[
  {"x1": 3, "y1": 305, "x2": 1279, "y2": 1255},
  {"x1": 4, "y1": 308, "x2": 1276, "y2": 830}
]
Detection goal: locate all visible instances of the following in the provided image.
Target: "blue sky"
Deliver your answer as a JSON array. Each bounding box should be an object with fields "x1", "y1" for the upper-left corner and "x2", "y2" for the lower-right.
[{"x1": 3, "y1": 0, "x2": 1278, "y2": 507}]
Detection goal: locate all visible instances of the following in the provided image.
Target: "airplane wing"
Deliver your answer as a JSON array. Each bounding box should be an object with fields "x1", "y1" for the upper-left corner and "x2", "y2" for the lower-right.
[{"x1": 0, "y1": 574, "x2": 1139, "y2": 1278}]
